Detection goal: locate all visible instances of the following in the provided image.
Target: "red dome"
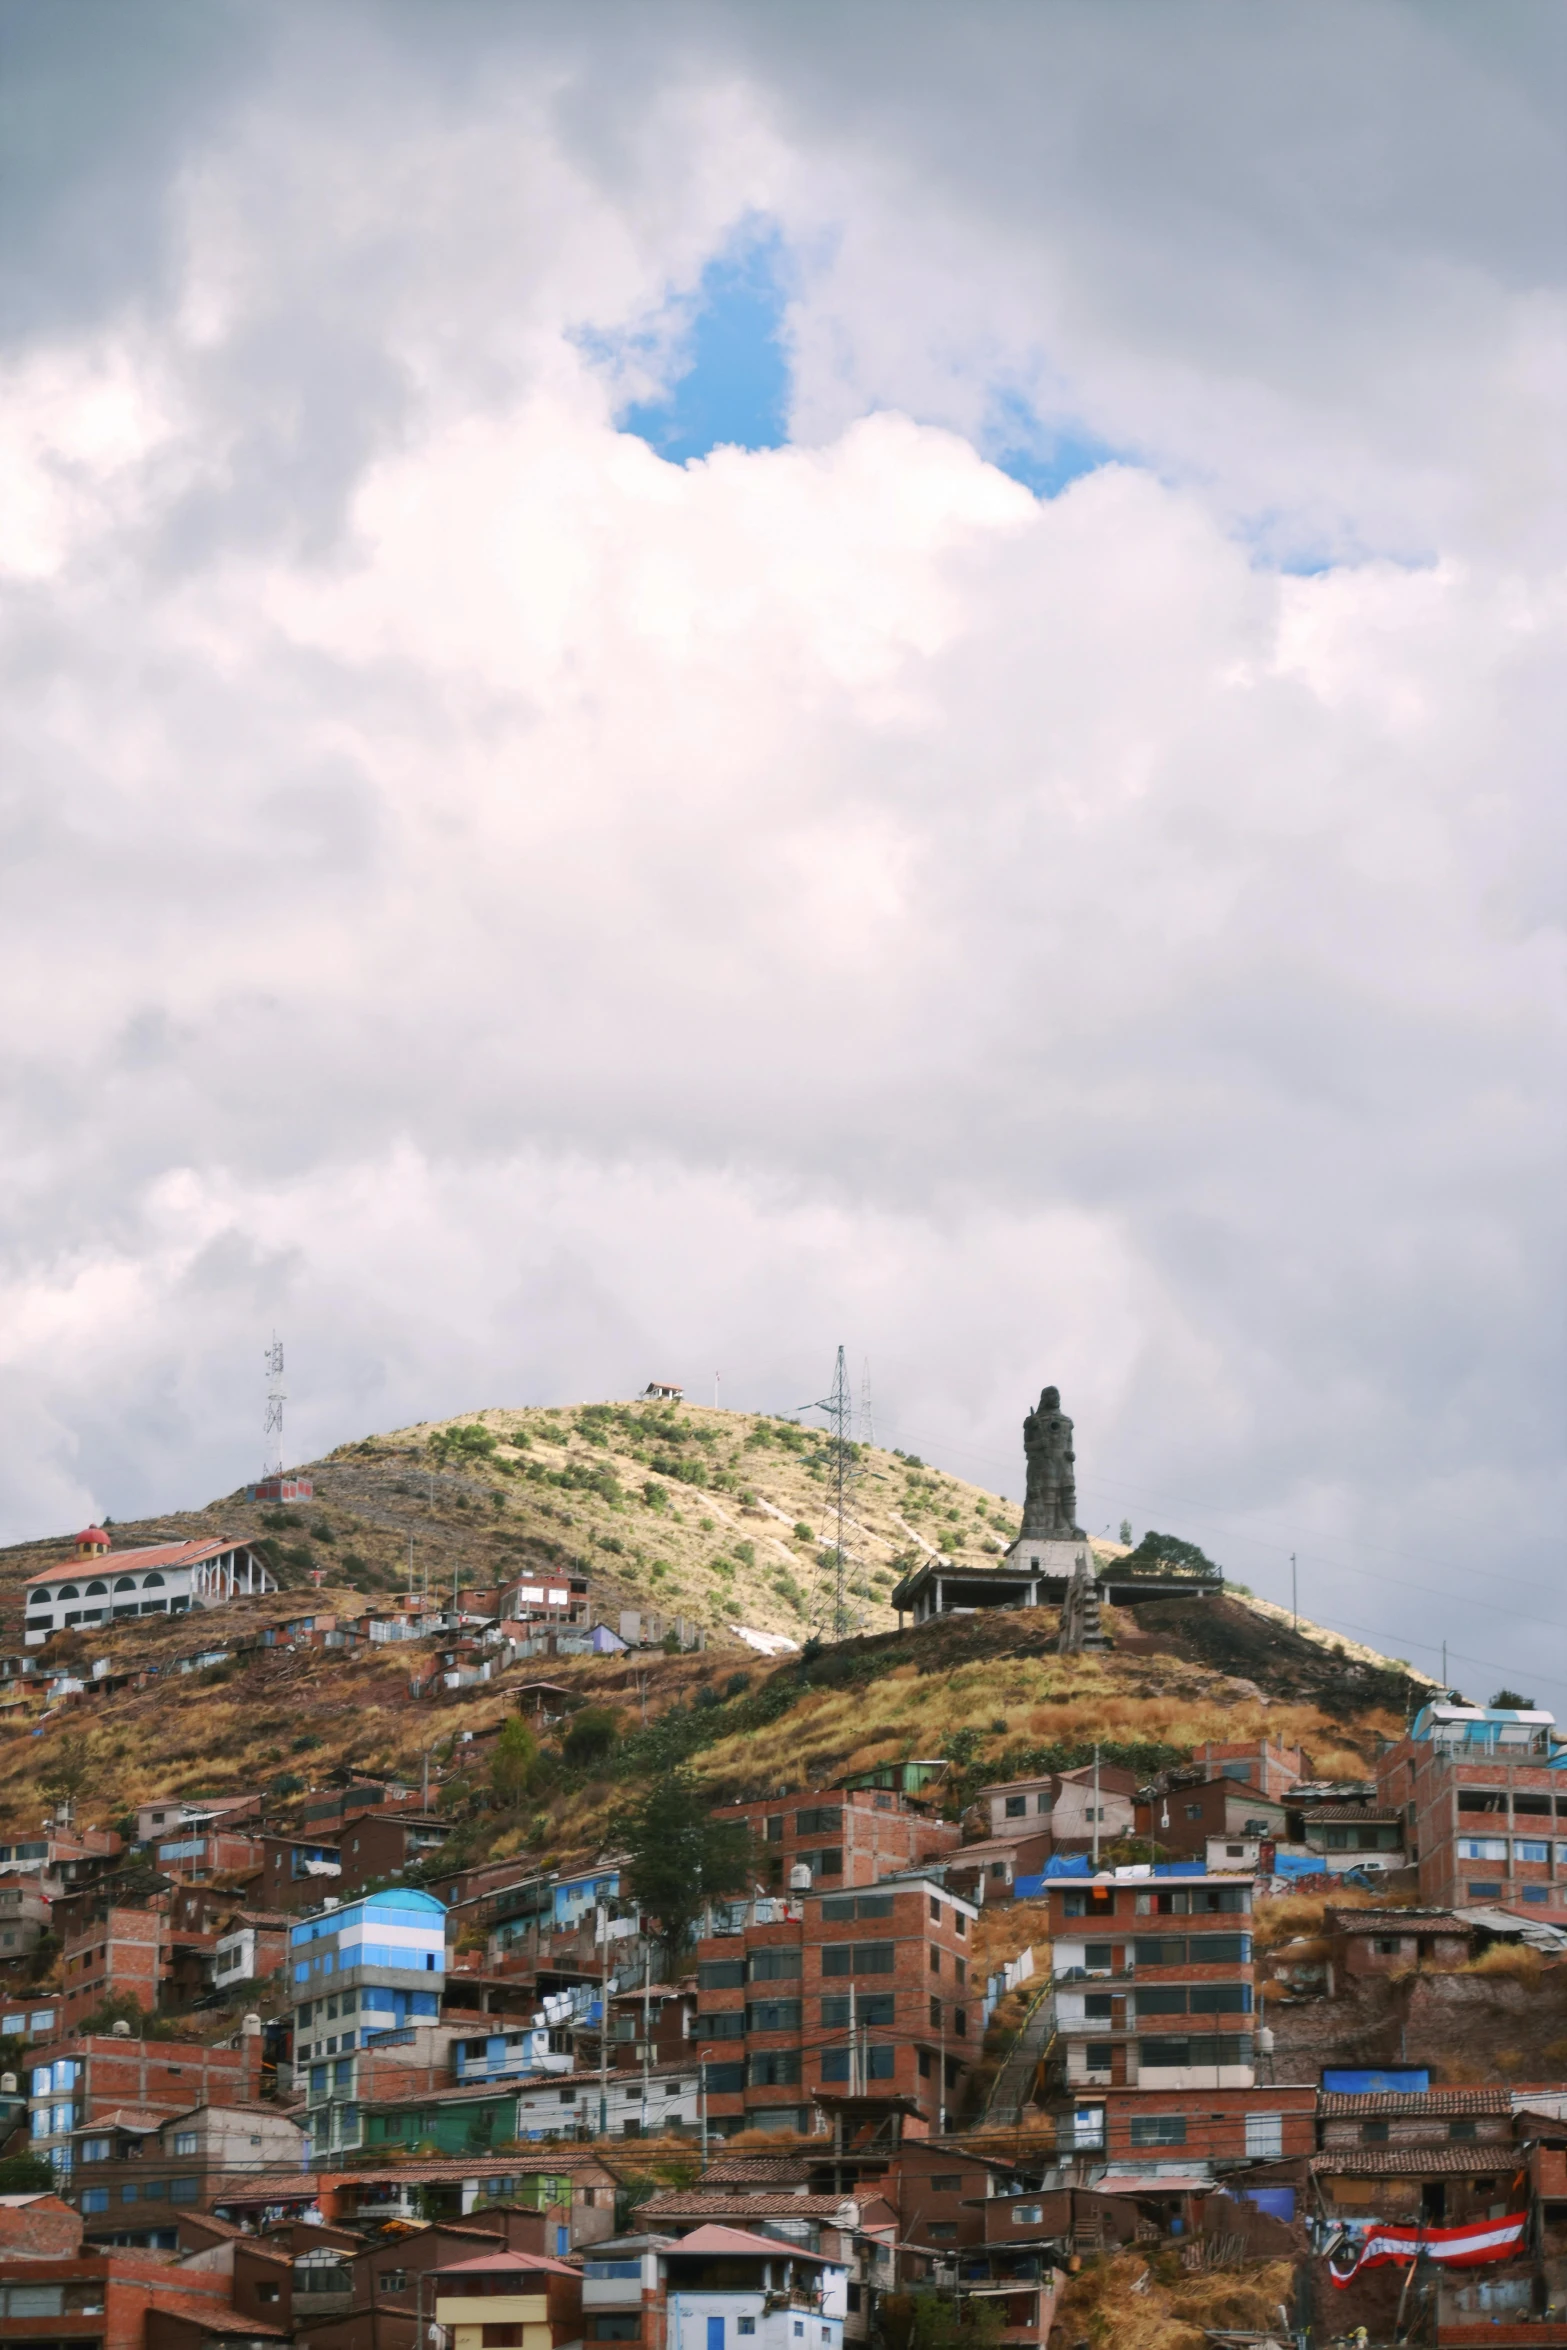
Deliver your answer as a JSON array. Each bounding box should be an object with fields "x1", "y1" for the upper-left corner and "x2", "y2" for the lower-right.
[{"x1": 75, "y1": 1527, "x2": 110, "y2": 1547}]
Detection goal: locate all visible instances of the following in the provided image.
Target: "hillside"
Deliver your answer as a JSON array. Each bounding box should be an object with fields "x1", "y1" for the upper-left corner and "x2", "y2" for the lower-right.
[{"x1": 0, "y1": 1397, "x2": 1436, "y2": 1864}]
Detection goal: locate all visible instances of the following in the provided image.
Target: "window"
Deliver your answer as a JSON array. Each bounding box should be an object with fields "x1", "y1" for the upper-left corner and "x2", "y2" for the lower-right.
[
  {"x1": 704, "y1": 2062, "x2": 745, "y2": 2094},
  {"x1": 699, "y1": 1960, "x2": 746, "y2": 1992},
  {"x1": 930, "y1": 2175, "x2": 962, "y2": 2193},
  {"x1": 698, "y1": 2013, "x2": 744, "y2": 2040},
  {"x1": 925, "y1": 2223, "x2": 956, "y2": 2242},
  {"x1": 822, "y1": 1993, "x2": 893, "y2": 2027},
  {"x1": 1524, "y1": 1887, "x2": 1551, "y2": 1904},
  {"x1": 1084, "y1": 1942, "x2": 1115, "y2": 1971},
  {"x1": 1011, "y1": 2204, "x2": 1042, "y2": 2225},
  {"x1": 1449, "y1": 2120, "x2": 1478, "y2": 2143},
  {"x1": 1515, "y1": 1841, "x2": 1550, "y2": 1864},
  {"x1": 929, "y1": 1948, "x2": 941, "y2": 1975},
  {"x1": 1084, "y1": 2043, "x2": 1114, "y2": 2073},
  {"x1": 172, "y1": 2131, "x2": 197, "y2": 2155},
  {"x1": 766, "y1": 1816, "x2": 785, "y2": 1843},
  {"x1": 380, "y1": 2270, "x2": 409, "y2": 2292},
  {"x1": 1185, "y1": 1803, "x2": 1203, "y2": 1821},
  {"x1": 821, "y1": 1942, "x2": 894, "y2": 1976},
  {"x1": 1004, "y1": 1796, "x2": 1027, "y2": 1818},
  {"x1": 1245, "y1": 2113, "x2": 1284, "y2": 2159},
  {"x1": 954, "y1": 2009, "x2": 966, "y2": 2036},
  {"x1": 1130, "y1": 2115, "x2": 1186, "y2": 2147},
  {"x1": 739, "y1": 2324, "x2": 756, "y2": 2339},
  {"x1": 954, "y1": 1911, "x2": 965, "y2": 1936},
  {"x1": 746, "y1": 2000, "x2": 802, "y2": 2034},
  {"x1": 80, "y1": 2137, "x2": 110, "y2": 2163},
  {"x1": 1458, "y1": 1838, "x2": 1508, "y2": 1862},
  {"x1": 80, "y1": 2189, "x2": 108, "y2": 2214},
  {"x1": 930, "y1": 1996, "x2": 942, "y2": 2029},
  {"x1": 822, "y1": 1895, "x2": 893, "y2": 1921},
  {"x1": 1468, "y1": 1882, "x2": 1503, "y2": 1899},
  {"x1": 1361, "y1": 2121, "x2": 1390, "y2": 2144},
  {"x1": 748, "y1": 1948, "x2": 802, "y2": 1982},
  {"x1": 795, "y1": 1807, "x2": 842, "y2": 1837}
]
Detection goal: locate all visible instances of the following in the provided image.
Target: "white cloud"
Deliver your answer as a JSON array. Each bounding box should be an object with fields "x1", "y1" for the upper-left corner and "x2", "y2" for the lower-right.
[{"x1": 0, "y1": 4, "x2": 1562, "y2": 1703}]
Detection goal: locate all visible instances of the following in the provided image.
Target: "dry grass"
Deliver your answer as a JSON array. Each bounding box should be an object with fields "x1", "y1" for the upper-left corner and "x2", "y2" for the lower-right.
[
  {"x1": 1462, "y1": 1943, "x2": 1544, "y2": 1980},
  {"x1": 1049, "y1": 2250, "x2": 1295, "y2": 2349}
]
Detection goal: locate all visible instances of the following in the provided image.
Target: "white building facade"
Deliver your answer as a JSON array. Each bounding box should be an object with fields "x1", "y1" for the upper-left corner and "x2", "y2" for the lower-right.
[{"x1": 25, "y1": 1536, "x2": 275, "y2": 1646}]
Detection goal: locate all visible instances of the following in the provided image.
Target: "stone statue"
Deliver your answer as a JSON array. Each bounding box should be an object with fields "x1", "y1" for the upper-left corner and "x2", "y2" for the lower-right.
[{"x1": 1021, "y1": 1385, "x2": 1084, "y2": 1538}]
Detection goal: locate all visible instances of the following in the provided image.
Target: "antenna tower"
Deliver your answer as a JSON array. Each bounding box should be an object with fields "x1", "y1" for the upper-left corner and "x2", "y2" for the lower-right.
[
  {"x1": 806, "y1": 1346, "x2": 856, "y2": 1640},
  {"x1": 263, "y1": 1335, "x2": 286, "y2": 1480},
  {"x1": 858, "y1": 1357, "x2": 874, "y2": 1451}
]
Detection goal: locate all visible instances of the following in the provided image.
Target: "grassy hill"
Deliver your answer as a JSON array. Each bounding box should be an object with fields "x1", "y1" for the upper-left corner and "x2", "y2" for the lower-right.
[{"x1": 0, "y1": 1398, "x2": 1435, "y2": 1864}]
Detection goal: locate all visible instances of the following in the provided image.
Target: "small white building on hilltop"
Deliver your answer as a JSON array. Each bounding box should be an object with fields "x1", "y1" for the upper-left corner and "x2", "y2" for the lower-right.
[{"x1": 24, "y1": 1528, "x2": 276, "y2": 1646}]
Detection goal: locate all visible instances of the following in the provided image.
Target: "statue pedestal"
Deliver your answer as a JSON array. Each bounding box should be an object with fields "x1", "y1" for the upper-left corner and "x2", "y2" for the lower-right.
[{"x1": 1001, "y1": 1534, "x2": 1095, "y2": 1591}]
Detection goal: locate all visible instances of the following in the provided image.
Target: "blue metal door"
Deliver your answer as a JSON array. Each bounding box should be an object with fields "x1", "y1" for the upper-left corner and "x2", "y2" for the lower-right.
[{"x1": 708, "y1": 2319, "x2": 725, "y2": 2350}]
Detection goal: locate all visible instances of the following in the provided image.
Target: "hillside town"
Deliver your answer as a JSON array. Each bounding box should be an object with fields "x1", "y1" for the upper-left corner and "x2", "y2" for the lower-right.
[{"x1": 0, "y1": 1395, "x2": 1558, "y2": 2349}]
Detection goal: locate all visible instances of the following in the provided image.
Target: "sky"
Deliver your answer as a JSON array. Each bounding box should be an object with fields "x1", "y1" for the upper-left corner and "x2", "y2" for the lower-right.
[{"x1": 1, "y1": 1, "x2": 1563, "y2": 1705}]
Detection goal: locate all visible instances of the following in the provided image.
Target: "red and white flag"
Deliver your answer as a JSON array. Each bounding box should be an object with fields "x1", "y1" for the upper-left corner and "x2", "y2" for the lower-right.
[{"x1": 1329, "y1": 2210, "x2": 1527, "y2": 2285}]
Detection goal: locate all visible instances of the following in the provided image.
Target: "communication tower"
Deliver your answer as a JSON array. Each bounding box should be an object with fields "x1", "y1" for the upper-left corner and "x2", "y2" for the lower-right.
[
  {"x1": 263, "y1": 1335, "x2": 285, "y2": 1480},
  {"x1": 805, "y1": 1345, "x2": 858, "y2": 1640}
]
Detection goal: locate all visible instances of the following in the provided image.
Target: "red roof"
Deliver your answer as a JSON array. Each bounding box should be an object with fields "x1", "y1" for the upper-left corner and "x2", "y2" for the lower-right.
[
  {"x1": 668, "y1": 2224, "x2": 830, "y2": 2264},
  {"x1": 433, "y1": 2249, "x2": 579, "y2": 2278},
  {"x1": 75, "y1": 1529, "x2": 110, "y2": 1548}
]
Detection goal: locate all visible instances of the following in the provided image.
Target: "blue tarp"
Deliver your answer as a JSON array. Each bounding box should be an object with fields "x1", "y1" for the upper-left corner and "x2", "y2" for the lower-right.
[
  {"x1": 1323, "y1": 2068, "x2": 1430, "y2": 2094},
  {"x1": 1272, "y1": 1852, "x2": 1329, "y2": 1880}
]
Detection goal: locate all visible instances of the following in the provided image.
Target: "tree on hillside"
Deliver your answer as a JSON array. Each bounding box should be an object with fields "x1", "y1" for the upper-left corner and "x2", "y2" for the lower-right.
[
  {"x1": 561, "y1": 1707, "x2": 620, "y2": 1769},
  {"x1": 1121, "y1": 1529, "x2": 1222, "y2": 1578},
  {"x1": 616, "y1": 1771, "x2": 755, "y2": 1968},
  {"x1": 38, "y1": 1735, "x2": 94, "y2": 1813},
  {"x1": 489, "y1": 1717, "x2": 539, "y2": 1808}
]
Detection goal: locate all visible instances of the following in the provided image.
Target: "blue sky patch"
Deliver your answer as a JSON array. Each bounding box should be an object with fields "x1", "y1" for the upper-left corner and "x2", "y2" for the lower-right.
[
  {"x1": 981, "y1": 389, "x2": 1120, "y2": 498},
  {"x1": 619, "y1": 228, "x2": 792, "y2": 463}
]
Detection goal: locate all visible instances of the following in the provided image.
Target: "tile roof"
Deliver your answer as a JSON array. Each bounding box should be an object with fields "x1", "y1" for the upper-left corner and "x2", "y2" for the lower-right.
[
  {"x1": 1304, "y1": 1807, "x2": 1405, "y2": 1824},
  {"x1": 670, "y1": 2223, "x2": 830, "y2": 2263},
  {"x1": 641, "y1": 2194, "x2": 857, "y2": 2220},
  {"x1": 701, "y1": 2157, "x2": 813, "y2": 2183},
  {"x1": 1318, "y1": 2089, "x2": 1513, "y2": 2117},
  {"x1": 1312, "y1": 2148, "x2": 1528, "y2": 2176}
]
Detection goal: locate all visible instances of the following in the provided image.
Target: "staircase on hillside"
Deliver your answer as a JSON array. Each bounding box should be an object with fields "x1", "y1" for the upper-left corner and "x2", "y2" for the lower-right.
[{"x1": 983, "y1": 1985, "x2": 1056, "y2": 2125}]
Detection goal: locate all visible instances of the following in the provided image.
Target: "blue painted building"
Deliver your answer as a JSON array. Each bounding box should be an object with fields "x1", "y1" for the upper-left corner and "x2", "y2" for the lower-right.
[{"x1": 291, "y1": 1888, "x2": 446, "y2": 2160}]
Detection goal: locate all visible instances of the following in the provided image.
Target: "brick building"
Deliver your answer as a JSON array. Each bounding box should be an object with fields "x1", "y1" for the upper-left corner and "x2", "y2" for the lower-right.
[
  {"x1": 707, "y1": 1789, "x2": 959, "y2": 1893},
  {"x1": 27, "y1": 2030, "x2": 264, "y2": 2182},
  {"x1": 0, "y1": 2236, "x2": 278, "y2": 2350},
  {"x1": 1096, "y1": 2081, "x2": 1316, "y2": 2169},
  {"x1": 1045, "y1": 1866, "x2": 1256, "y2": 2097},
  {"x1": 1133, "y1": 1780, "x2": 1290, "y2": 1864},
  {"x1": 1190, "y1": 1740, "x2": 1304, "y2": 1796},
  {"x1": 255, "y1": 1831, "x2": 344, "y2": 1913},
  {"x1": 335, "y1": 1812, "x2": 451, "y2": 1895},
  {"x1": 693, "y1": 1876, "x2": 977, "y2": 2138},
  {"x1": 59, "y1": 1914, "x2": 164, "y2": 2033},
  {"x1": 1376, "y1": 1700, "x2": 1567, "y2": 1911},
  {"x1": 73, "y1": 2101, "x2": 307, "y2": 2228}
]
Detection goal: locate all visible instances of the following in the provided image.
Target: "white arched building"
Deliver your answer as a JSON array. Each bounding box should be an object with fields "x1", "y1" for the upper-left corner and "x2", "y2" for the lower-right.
[{"x1": 23, "y1": 1529, "x2": 276, "y2": 1646}]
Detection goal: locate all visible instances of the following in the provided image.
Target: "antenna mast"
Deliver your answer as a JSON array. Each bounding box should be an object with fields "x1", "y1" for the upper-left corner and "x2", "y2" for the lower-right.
[
  {"x1": 263, "y1": 1335, "x2": 286, "y2": 1480},
  {"x1": 808, "y1": 1346, "x2": 854, "y2": 1640},
  {"x1": 858, "y1": 1357, "x2": 874, "y2": 1451}
]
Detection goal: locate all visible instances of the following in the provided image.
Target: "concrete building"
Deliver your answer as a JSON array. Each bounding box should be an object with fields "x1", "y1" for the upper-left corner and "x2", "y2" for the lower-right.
[
  {"x1": 1044, "y1": 1865, "x2": 1256, "y2": 2097},
  {"x1": 290, "y1": 1889, "x2": 447, "y2": 2160},
  {"x1": 582, "y1": 2225, "x2": 845, "y2": 2350},
  {"x1": 72, "y1": 2102, "x2": 307, "y2": 2228},
  {"x1": 360, "y1": 2062, "x2": 705, "y2": 2152},
  {"x1": 694, "y1": 1877, "x2": 977, "y2": 2139},
  {"x1": 24, "y1": 1535, "x2": 275, "y2": 1648},
  {"x1": 1376, "y1": 1701, "x2": 1567, "y2": 1911},
  {"x1": 336, "y1": 1811, "x2": 450, "y2": 1894}
]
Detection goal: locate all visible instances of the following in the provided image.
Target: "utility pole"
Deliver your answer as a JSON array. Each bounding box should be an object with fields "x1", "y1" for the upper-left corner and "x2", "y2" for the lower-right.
[
  {"x1": 641, "y1": 1940, "x2": 653, "y2": 2133},
  {"x1": 1290, "y1": 1553, "x2": 1297, "y2": 1633},
  {"x1": 1442, "y1": 1639, "x2": 1448, "y2": 1691},
  {"x1": 597, "y1": 1905, "x2": 611, "y2": 2140},
  {"x1": 1091, "y1": 1744, "x2": 1102, "y2": 1870},
  {"x1": 848, "y1": 1980, "x2": 858, "y2": 2096}
]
